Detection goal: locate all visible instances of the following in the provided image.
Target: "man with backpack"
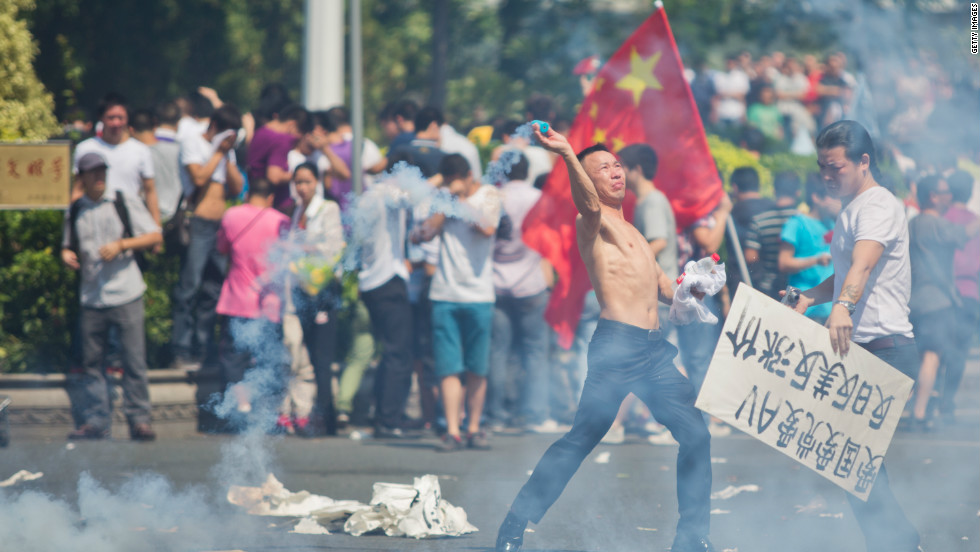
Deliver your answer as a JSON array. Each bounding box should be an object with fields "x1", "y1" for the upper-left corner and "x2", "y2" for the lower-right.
[{"x1": 61, "y1": 152, "x2": 162, "y2": 441}]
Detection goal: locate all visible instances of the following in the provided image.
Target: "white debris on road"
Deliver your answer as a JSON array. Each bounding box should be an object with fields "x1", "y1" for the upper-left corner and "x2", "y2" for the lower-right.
[
  {"x1": 0, "y1": 470, "x2": 43, "y2": 487},
  {"x1": 291, "y1": 517, "x2": 331, "y2": 534},
  {"x1": 227, "y1": 474, "x2": 368, "y2": 521},
  {"x1": 345, "y1": 475, "x2": 477, "y2": 539},
  {"x1": 228, "y1": 473, "x2": 476, "y2": 539},
  {"x1": 710, "y1": 484, "x2": 759, "y2": 500},
  {"x1": 595, "y1": 451, "x2": 611, "y2": 464}
]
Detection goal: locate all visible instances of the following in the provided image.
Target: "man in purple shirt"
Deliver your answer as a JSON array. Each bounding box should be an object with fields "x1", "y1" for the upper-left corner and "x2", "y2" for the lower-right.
[{"x1": 247, "y1": 104, "x2": 310, "y2": 214}]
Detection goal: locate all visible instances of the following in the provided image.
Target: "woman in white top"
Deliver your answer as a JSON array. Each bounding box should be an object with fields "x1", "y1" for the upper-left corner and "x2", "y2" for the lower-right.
[{"x1": 279, "y1": 162, "x2": 345, "y2": 436}]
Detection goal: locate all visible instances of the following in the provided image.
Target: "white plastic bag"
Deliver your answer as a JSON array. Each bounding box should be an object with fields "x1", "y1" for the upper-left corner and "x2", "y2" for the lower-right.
[{"x1": 669, "y1": 257, "x2": 726, "y2": 325}]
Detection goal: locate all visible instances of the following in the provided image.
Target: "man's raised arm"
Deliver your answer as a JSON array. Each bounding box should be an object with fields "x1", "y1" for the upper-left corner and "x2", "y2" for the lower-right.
[{"x1": 532, "y1": 125, "x2": 601, "y2": 237}]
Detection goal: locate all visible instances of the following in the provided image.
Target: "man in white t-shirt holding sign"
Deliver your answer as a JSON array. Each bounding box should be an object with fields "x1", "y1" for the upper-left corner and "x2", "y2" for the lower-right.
[
  {"x1": 72, "y1": 93, "x2": 159, "y2": 225},
  {"x1": 414, "y1": 154, "x2": 501, "y2": 452},
  {"x1": 789, "y1": 120, "x2": 921, "y2": 552}
]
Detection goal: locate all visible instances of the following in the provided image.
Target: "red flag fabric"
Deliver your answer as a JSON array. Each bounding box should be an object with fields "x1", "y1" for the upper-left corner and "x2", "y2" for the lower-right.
[{"x1": 522, "y1": 5, "x2": 724, "y2": 349}]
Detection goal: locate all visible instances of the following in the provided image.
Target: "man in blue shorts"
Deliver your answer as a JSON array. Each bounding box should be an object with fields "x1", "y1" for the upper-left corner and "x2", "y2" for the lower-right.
[{"x1": 414, "y1": 154, "x2": 501, "y2": 451}]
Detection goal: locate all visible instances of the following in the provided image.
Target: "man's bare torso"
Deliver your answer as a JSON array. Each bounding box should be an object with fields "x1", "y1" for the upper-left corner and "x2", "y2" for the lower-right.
[
  {"x1": 193, "y1": 182, "x2": 229, "y2": 220},
  {"x1": 578, "y1": 206, "x2": 663, "y2": 330}
]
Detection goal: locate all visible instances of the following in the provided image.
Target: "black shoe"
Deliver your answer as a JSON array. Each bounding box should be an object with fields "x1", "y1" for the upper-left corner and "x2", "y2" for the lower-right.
[
  {"x1": 671, "y1": 534, "x2": 716, "y2": 552},
  {"x1": 374, "y1": 426, "x2": 420, "y2": 439},
  {"x1": 435, "y1": 433, "x2": 465, "y2": 452},
  {"x1": 495, "y1": 512, "x2": 527, "y2": 552},
  {"x1": 129, "y1": 423, "x2": 157, "y2": 442},
  {"x1": 68, "y1": 424, "x2": 109, "y2": 440}
]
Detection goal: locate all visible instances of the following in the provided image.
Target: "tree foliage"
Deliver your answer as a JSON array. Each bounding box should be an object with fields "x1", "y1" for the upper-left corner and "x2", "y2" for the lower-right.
[{"x1": 0, "y1": 0, "x2": 59, "y2": 140}]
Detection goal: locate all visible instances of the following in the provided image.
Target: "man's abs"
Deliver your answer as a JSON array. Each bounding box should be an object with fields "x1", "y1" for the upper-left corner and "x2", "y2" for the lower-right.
[
  {"x1": 192, "y1": 182, "x2": 229, "y2": 220},
  {"x1": 585, "y1": 222, "x2": 663, "y2": 330}
]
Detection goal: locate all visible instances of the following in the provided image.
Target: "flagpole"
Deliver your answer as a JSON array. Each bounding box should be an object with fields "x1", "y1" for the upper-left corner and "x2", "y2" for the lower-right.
[{"x1": 725, "y1": 217, "x2": 753, "y2": 287}]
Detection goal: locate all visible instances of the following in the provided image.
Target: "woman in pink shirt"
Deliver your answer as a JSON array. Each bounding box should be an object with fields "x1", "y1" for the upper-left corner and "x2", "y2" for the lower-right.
[{"x1": 216, "y1": 178, "x2": 291, "y2": 421}]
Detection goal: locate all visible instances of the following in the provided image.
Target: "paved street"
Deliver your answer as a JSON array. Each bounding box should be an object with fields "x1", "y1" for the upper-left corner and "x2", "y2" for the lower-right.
[{"x1": 2, "y1": 359, "x2": 978, "y2": 552}]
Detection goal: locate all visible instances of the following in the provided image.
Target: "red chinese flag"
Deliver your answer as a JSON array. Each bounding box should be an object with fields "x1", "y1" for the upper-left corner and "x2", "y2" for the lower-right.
[{"x1": 523, "y1": 5, "x2": 723, "y2": 349}]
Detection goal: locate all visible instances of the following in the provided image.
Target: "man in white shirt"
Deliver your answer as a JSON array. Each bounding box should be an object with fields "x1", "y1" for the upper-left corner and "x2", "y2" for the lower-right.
[
  {"x1": 72, "y1": 93, "x2": 159, "y2": 225},
  {"x1": 175, "y1": 90, "x2": 213, "y2": 147},
  {"x1": 791, "y1": 120, "x2": 921, "y2": 552},
  {"x1": 440, "y1": 122, "x2": 483, "y2": 181},
  {"x1": 414, "y1": 154, "x2": 501, "y2": 452},
  {"x1": 713, "y1": 56, "x2": 750, "y2": 131},
  {"x1": 351, "y1": 173, "x2": 417, "y2": 439}
]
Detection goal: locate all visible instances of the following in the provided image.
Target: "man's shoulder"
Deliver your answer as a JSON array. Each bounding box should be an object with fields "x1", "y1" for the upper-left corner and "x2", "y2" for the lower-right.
[
  {"x1": 74, "y1": 137, "x2": 110, "y2": 160},
  {"x1": 152, "y1": 140, "x2": 180, "y2": 156},
  {"x1": 115, "y1": 137, "x2": 151, "y2": 156},
  {"x1": 75, "y1": 137, "x2": 102, "y2": 151},
  {"x1": 640, "y1": 188, "x2": 672, "y2": 211}
]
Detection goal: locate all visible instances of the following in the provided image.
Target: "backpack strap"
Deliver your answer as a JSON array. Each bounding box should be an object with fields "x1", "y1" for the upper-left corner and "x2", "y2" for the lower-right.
[
  {"x1": 111, "y1": 190, "x2": 148, "y2": 272},
  {"x1": 68, "y1": 199, "x2": 83, "y2": 254},
  {"x1": 113, "y1": 190, "x2": 135, "y2": 239}
]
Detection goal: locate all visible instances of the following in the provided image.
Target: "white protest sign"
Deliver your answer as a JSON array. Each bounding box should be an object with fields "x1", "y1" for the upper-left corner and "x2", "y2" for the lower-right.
[{"x1": 695, "y1": 284, "x2": 914, "y2": 501}]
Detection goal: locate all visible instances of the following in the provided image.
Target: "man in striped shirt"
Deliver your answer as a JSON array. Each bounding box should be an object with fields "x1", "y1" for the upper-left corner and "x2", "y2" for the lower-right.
[{"x1": 745, "y1": 172, "x2": 800, "y2": 298}]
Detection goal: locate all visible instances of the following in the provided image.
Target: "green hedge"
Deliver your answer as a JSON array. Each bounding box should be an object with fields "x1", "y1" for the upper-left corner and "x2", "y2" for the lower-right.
[
  {"x1": 0, "y1": 209, "x2": 180, "y2": 374},
  {"x1": 707, "y1": 134, "x2": 818, "y2": 197}
]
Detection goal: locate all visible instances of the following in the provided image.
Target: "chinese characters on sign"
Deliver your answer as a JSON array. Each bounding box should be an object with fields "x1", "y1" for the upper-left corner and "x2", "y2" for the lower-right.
[
  {"x1": 0, "y1": 142, "x2": 71, "y2": 209},
  {"x1": 695, "y1": 284, "x2": 914, "y2": 501}
]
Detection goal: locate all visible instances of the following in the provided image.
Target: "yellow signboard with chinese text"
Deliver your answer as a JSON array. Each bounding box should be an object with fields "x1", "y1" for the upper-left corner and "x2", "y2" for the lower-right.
[{"x1": 0, "y1": 142, "x2": 72, "y2": 210}]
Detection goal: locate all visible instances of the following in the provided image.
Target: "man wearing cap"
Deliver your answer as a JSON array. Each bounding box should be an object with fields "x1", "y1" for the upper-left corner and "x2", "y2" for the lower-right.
[{"x1": 61, "y1": 152, "x2": 162, "y2": 441}]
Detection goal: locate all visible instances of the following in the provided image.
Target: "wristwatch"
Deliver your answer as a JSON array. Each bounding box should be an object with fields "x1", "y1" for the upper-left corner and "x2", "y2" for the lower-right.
[{"x1": 833, "y1": 300, "x2": 857, "y2": 315}]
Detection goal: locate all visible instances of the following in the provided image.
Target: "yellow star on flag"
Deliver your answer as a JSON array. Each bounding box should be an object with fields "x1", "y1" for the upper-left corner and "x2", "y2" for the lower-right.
[
  {"x1": 592, "y1": 127, "x2": 607, "y2": 144},
  {"x1": 593, "y1": 78, "x2": 605, "y2": 92},
  {"x1": 611, "y1": 137, "x2": 626, "y2": 152},
  {"x1": 589, "y1": 102, "x2": 599, "y2": 120},
  {"x1": 615, "y1": 48, "x2": 663, "y2": 106}
]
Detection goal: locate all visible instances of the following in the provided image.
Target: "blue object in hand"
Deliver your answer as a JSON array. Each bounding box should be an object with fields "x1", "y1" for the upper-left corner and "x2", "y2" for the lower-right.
[{"x1": 532, "y1": 120, "x2": 549, "y2": 134}]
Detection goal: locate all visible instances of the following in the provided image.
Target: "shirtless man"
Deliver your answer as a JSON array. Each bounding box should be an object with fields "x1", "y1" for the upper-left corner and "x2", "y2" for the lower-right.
[
  {"x1": 495, "y1": 126, "x2": 715, "y2": 552},
  {"x1": 171, "y1": 105, "x2": 244, "y2": 370}
]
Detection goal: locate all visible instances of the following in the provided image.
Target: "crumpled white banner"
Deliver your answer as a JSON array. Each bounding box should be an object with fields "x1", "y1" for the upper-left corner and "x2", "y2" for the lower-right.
[
  {"x1": 345, "y1": 474, "x2": 477, "y2": 539},
  {"x1": 227, "y1": 473, "x2": 476, "y2": 539}
]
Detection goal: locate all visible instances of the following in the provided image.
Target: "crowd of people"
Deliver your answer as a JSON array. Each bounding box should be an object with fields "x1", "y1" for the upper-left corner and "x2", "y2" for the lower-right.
[
  {"x1": 57, "y1": 68, "x2": 978, "y2": 459},
  {"x1": 679, "y1": 48, "x2": 975, "y2": 166}
]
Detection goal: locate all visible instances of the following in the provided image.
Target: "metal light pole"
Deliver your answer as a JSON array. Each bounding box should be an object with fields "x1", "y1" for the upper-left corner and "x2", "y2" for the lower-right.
[
  {"x1": 349, "y1": 0, "x2": 364, "y2": 195},
  {"x1": 302, "y1": 0, "x2": 344, "y2": 109}
]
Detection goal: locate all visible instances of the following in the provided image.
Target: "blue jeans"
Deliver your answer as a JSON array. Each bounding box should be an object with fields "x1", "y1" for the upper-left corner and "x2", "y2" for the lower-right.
[
  {"x1": 846, "y1": 341, "x2": 920, "y2": 552},
  {"x1": 488, "y1": 291, "x2": 551, "y2": 425},
  {"x1": 509, "y1": 319, "x2": 712, "y2": 538},
  {"x1": 172, "y1": 217, "x2": 226, "y2": 361},
  {"x1": 76, "y1": 298, "x2": 152, "y2": 430},
  {"x1": 571, "y1": 290, "x2": 601, "y2": 400}
]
